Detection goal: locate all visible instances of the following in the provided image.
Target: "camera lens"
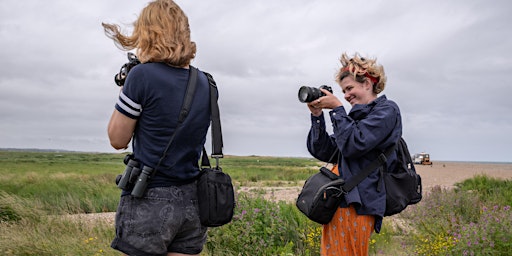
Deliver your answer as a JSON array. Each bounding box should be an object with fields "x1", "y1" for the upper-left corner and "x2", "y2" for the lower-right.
[
  {"x1": 298, "y1": 86, "x2": 317, "y2": 103},
  {"x1": 298, "y1": 86, "x2": 324, "y2": 103},
  {"x1": 298, "y1": 85, "x2": 333, "y2": 103}
]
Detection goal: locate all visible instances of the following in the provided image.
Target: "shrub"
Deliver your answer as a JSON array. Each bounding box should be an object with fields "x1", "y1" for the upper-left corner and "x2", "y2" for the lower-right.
[
  {"x1": 401, "y1": 177, "x2": 512, "y2": 256},
  {"x1": 455, "y1": 175, "x2": 512, "y2": 206},
  {"x1": 205, "y1": 193, "x2": 320, "y2": 256},
  {"x1": 449, "y1": 205, "x2": 512, "y2": 255}
]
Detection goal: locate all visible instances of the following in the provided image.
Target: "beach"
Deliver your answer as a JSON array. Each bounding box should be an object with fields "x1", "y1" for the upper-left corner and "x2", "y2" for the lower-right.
[
  {"x1": 416, "y1": 161, "x2": 512, "y2": 189},
  {"x1": 241, "y1": 161, "x2": 512, "y2": 203}
]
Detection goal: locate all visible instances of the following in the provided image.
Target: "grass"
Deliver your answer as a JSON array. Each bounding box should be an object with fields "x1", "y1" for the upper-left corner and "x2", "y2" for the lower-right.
[{"x1": 1, "y1": 151, "x2": 511, "y2": 255}]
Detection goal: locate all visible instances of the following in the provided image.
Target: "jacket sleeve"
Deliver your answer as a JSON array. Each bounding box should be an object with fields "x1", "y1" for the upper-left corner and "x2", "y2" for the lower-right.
[{"x1": 306, "y1": 113, "x2": 338, "y2": 163}]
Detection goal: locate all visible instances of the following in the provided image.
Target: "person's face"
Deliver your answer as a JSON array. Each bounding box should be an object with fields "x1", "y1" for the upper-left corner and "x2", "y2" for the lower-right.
[{"x1": 340, "y1": 75, "x2": 375, "y2": 106}]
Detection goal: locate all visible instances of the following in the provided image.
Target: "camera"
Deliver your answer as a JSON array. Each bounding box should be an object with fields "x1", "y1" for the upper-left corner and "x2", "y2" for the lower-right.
[
  {"x1": 298, "y1": 85, "x2": 333, "y2": 103},
  {"x1": 114, "y1": 52, "x2": 141, "y2": 86}
]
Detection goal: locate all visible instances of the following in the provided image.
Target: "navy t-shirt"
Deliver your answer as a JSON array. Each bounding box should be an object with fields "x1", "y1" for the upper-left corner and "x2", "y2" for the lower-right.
[{"x1": 115, "y1": 62, "x2": 211, "y2": 187}]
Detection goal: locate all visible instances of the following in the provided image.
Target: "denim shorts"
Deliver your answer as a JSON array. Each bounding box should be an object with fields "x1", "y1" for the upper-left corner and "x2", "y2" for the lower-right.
[{"x1": 111, "y1": 183, "x2": 207, "y2": 256}]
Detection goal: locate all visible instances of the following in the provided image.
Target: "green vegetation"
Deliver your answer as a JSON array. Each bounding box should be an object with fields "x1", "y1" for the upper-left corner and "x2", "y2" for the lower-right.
[
  {"x1": 399, "y1": 176, "x2": 512, "y2": 255},
  {"x1": 0, "y1": 151, "x2": 123, "y2": 214},
  {"x1": 1, "y1": 151, "x2": 511, "y2": 255}
]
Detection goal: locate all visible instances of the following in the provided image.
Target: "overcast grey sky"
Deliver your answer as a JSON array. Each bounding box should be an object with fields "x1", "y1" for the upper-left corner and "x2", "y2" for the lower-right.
[{"x1": 1, "y1": 0, "x2": 511, "y2": 162}]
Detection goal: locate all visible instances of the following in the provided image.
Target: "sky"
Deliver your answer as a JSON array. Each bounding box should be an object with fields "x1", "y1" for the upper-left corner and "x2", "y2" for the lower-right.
[{"x1": 1, "y1": 0, "x2": 511, "y2": 162}]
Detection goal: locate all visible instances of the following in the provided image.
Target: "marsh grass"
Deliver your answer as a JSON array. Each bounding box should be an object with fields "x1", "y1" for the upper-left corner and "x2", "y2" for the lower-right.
[
  {"x1": 401, "y1": 178, "x2": 512, "y2": 255},
  {"x1": 1, "y1": 151, "x2": 511, "y2": 255},
  {"x1": 0, "y1": 151, "x2": 122, "y2": 214},
  {"x1": 0, "y1": 192, "x2": 115, "y2": 255}
]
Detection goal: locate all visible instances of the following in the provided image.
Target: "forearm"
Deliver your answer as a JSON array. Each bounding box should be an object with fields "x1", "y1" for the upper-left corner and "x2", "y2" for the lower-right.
[{"x1": 306, "y1": 113, "x2": 337, "y2": 163}]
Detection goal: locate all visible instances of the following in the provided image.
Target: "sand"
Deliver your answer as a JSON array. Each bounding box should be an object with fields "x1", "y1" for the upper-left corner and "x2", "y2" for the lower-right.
[
  {"x1": 416, "y1": 161, "x2": 512, "y2": 189},
  {"x1": 241, "y1": 161, "x2": 512, "y2": 203}
]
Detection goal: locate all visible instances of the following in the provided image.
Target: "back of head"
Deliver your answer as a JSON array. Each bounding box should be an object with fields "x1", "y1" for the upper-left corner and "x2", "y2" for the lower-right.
[{"x1": 103, "y1": 0, "x2": 196, "y2": 67}]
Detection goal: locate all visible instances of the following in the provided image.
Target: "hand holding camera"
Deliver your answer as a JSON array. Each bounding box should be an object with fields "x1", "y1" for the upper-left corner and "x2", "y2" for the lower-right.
[
  {"x1": 114, "y1": 52, "x2": 141, "y2": 87},
  {"x1": 298, "y1": 85, "x2": 342, "y2": 116}
]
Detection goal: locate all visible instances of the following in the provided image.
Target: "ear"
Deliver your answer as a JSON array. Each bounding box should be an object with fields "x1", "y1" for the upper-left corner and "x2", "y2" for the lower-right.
[{"x1": 363, "y1": 79, "x2": 373, "y2": 91}]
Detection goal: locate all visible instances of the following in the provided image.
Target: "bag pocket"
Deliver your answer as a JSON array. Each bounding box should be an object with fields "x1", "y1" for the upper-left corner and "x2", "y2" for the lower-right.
[{"x1": 197, "y1": 167, "x2": 235, "y2": 227}]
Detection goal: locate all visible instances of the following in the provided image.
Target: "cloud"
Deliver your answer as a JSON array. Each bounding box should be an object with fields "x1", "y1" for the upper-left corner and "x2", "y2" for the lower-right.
[{"x1": 1, "y1": 0, "x2": 511, "y2": 162}]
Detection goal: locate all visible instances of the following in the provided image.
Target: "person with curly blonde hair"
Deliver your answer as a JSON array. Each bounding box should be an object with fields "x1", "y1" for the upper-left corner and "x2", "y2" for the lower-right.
[
  {"x1": 103, "y1": 1, "x2": 215, "y2": 255},
  {"x1": 305, "y1": 52, "x2": 402, "y2": 255}
]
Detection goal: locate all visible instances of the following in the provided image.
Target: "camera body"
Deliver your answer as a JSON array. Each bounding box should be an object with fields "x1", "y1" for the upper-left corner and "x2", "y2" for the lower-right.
[
  {"x1": 298, "y1": 85, "x2": 333, "y2": 103},
  {"x1": 114, "y1": 52, "x2": 141, "y2": 87}
]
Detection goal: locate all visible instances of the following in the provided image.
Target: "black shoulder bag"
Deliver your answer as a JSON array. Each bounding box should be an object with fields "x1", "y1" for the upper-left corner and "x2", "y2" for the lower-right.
[
  {"x1": 196, "y1": 72, "x2": 235, "y2": 227},
  {"x1": 296, "y1": 147, "x2": 391, "y2": 224},
  {"x1": 296, "y1": 150, "x2": 345, "y2": 224},
  {"x1": 296, "y1": 148, "x2": 390, "y2": 224}
]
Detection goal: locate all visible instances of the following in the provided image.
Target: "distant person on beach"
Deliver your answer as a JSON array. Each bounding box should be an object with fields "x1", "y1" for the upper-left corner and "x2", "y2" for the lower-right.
[
  {"x1": 305, "y1": 52, "x2": 402, "y2": 255},
  {"x1": 103, "y1": 0, "x2": 212, "y2": 255}
]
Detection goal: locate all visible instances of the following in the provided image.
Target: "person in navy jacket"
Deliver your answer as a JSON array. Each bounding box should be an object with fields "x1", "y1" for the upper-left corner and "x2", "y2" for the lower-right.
[{"x1": 306, "y1": 52, "x2": 402, "y2": 255}]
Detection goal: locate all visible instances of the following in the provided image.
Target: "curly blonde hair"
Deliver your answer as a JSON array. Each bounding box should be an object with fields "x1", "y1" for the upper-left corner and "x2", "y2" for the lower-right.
[
  {"x1": 335, "y1": 52, "x2": 387, "y2": 94},
  {"x1": 102, "y1": 0, "x2": 196, "y2": 67}
]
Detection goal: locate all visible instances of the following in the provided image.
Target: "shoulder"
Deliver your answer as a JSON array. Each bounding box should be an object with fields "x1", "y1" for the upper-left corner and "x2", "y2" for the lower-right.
[
  {"x1": 128, "y1": 62, "x2": 167, "y2": 77},
  {"x1": 375, "y1": 95, "x2": 400, "y2": 112}
]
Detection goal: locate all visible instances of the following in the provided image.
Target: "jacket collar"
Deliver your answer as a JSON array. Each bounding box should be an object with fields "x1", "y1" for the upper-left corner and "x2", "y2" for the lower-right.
[{"x1": 349, "y1": 95, "x2": 387, "y2": 120}]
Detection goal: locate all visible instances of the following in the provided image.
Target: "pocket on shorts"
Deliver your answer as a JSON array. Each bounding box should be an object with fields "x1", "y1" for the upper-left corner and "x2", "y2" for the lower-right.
[{"x1": 126, "y1": 196, "x2": 174, "y2": 238}]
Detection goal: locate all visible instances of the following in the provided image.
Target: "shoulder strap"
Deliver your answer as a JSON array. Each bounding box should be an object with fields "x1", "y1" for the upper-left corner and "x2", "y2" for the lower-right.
[
  {"x1": 341, "y1": 141, "x2": 397, "y2": 192},
  {"x1": 205, "y1": 72, "x2": 223, "y2": 158},
  {"x1": 178, "y1": 67, "x2": 198, "y2": 123},
  {"x1": 155, "y1": 66, "x2": 198, "y2": 170},
  {"x1": 201, "y1": 72, "x2": 223, "y2": 168}
]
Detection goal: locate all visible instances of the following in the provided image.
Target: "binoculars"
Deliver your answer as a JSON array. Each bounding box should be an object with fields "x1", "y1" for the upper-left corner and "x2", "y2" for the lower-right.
[{"x1": 115, "y1": 156, "x2": 155, "y2": 198}]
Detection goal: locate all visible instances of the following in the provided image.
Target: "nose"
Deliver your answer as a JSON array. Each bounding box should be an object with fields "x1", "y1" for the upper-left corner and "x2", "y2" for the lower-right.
[{"x1": 344, "y1": 91, "x2": 351, "y2": 101}]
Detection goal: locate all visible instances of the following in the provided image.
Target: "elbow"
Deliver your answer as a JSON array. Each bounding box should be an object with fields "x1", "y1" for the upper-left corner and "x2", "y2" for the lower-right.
[
  {"x1": 108, "y1": 131, "x2": 130, "y2": 150},
  {"x1": 107, "y1": 110, "x2": 135, "y2": 150},
  {"x1": 110, "y1": 141, "x2": 128, "y2": 150}
]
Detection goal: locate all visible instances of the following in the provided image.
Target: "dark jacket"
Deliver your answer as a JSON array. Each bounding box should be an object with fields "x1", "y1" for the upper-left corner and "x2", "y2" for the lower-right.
[{"x1": 307, "y1": 95, "x2": 402, "y2": 232}]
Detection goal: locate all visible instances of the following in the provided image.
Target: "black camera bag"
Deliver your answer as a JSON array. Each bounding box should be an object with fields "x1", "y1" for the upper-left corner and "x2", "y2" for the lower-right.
[
  {"x1": 197, "y1": 156, "x2": 234, "y2": 227},
  {"x1": 196, "y1": 72, "x2": 235, "y2": 227},
  {"x1": 296, "y1": 166, "x2": 345, "y2": 224}
]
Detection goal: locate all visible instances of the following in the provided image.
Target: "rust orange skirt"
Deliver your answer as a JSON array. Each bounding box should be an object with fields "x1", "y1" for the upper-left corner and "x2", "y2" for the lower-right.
[{"x1": 321, "y1": 165, "x2": 375, "y2": 256}]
